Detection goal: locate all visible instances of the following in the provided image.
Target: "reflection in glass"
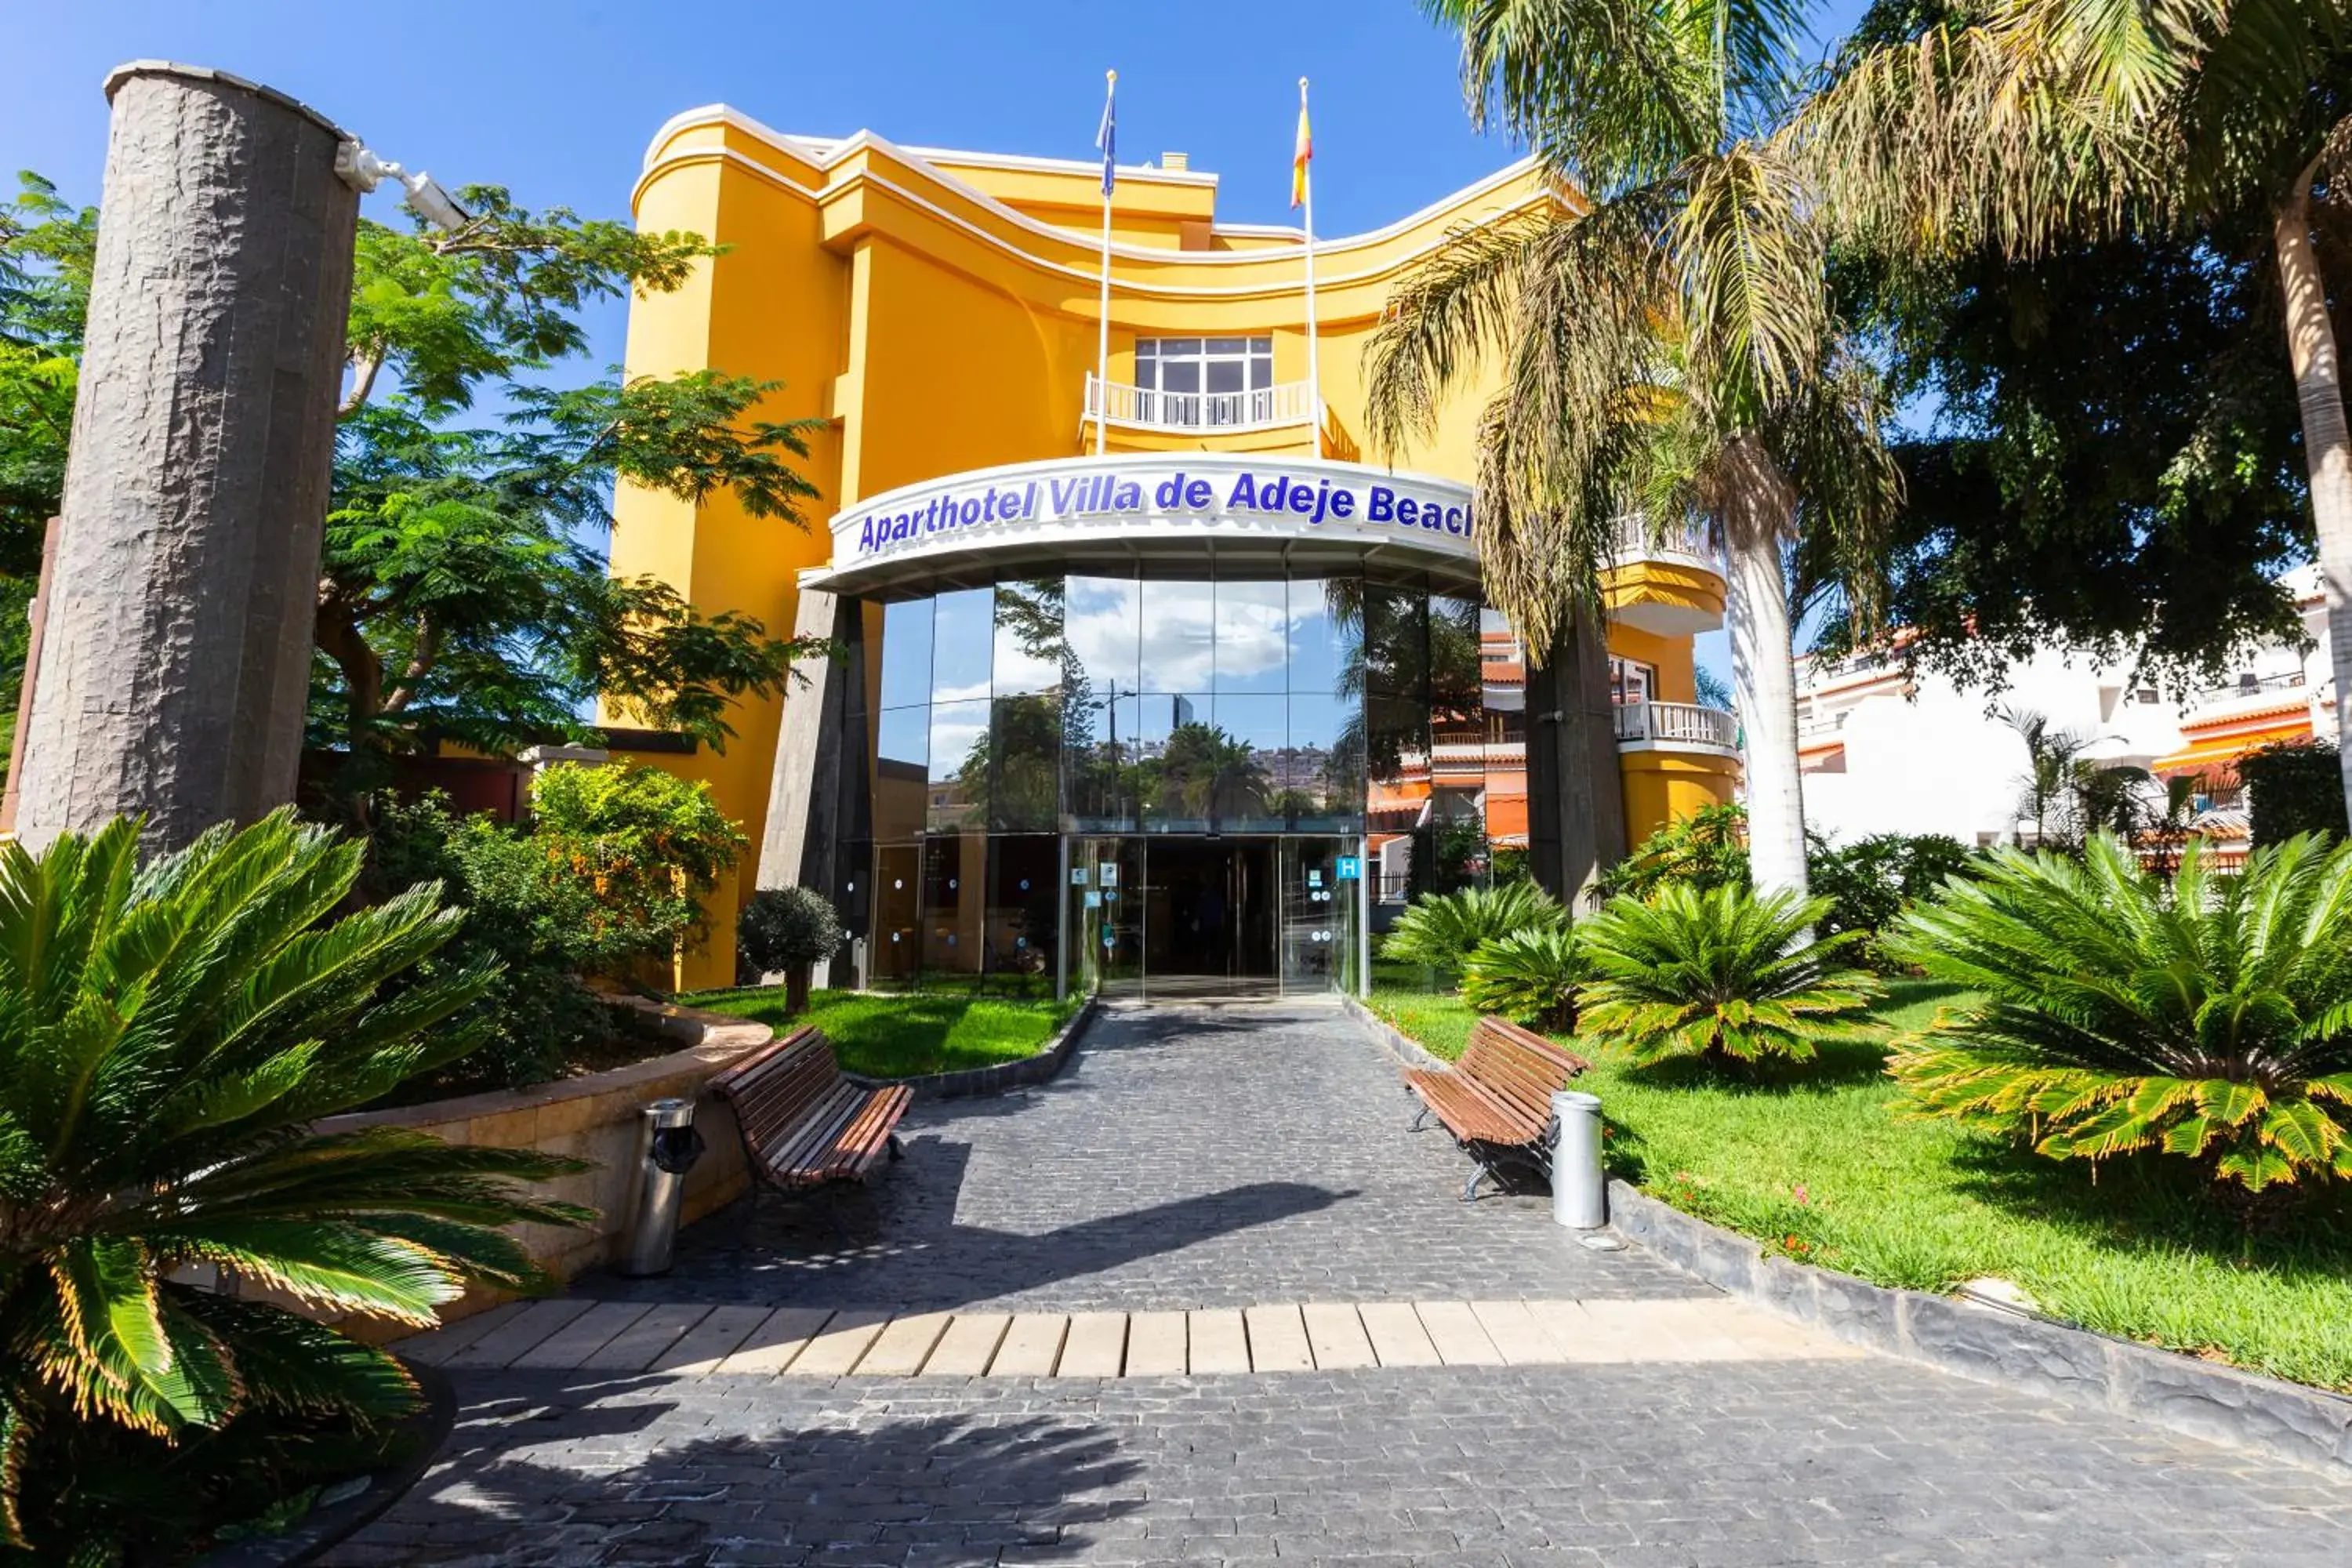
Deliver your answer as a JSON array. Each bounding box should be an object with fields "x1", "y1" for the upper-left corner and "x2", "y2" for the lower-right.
[
  {"x1": 992, "y1": 578, "x2": 1067, "y2": 698},
  {"x1": 1138, "y1": 577, "x2": 1217, "y2": 695},
  {"x1": 921, "y1": 833, "x2": 985, "y2": 975},
  {"x1": 927, "y1": 698, "x2": 990, "y2": 833},
  {"x1": 1065, "y1": 574, "x2": 1142, "y2": 696},
  {"x1": 1480, "y1": 608, "x2": 1530, "y2": 863},
  {"x1": 877, "y1": 597, "x2": 934, "y2": 712},
  {"x1": 871, "y1": 844, "x2": 920, "y2": 983},
  {"x1": 987, "y1": 692, "x2": 1062, "y2": 832},
  {"x1": 1362, "y1": 580, "x2": 1429, "y2": 698},
  {"x1": 984, "y1": 836, "x2": 1059, "y2": 992},
  {"x1": 1065, "y1": 691, "x2": 1141, "y2": 831},
  {"x1": 873, "y1": 706, "x2": 931, "y2": 842},
  {"x1": 1211, "y1": 694, "x2": 1287, "y2": 829},
  {"x1": 1214, "y1": 579, "x2": 1289, "y2": 694},
  {"x1": 1287, "y1": 690, "x2": 1363, "y2": 832},
  {"x1": 1287, "y1": 575, "x2": 1361, "y2": 701},
  {"x1": 1428, "y1": 592, "x2": 1486, "y2": 891},
  {"x1": 931, "y1": 587, "x2": 994, "y2": 705},
  {"x1": 1138, "y1": 694, "x2": 1211, "y2": 833}
]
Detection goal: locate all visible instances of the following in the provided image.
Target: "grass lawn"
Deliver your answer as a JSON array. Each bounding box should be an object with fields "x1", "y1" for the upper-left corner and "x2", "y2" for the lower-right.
[
  {"x1": 1369, "y1": 977, "x2": 2352, "y2": 1393},
  {"x1": 684, "y1": 985, "x2": 1081, "y2": 1079}
]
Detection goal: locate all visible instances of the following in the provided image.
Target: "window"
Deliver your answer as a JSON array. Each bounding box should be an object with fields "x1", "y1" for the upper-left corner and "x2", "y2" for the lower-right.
[
  {"x1": 1134, "y1": 336, "x2": 1275, "y2": 426},
  {"x1": 1610, "y1": 657, "x2": 1658, "y2": 706}
]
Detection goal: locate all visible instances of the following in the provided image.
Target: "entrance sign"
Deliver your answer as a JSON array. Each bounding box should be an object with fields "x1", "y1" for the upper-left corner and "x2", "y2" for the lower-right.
[{"x1": 808, "y1": 453, "x2": 1479, "y2": 593}]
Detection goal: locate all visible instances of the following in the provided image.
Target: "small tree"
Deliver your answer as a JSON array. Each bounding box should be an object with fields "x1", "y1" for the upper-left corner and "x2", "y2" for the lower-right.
[
  {"x1": 738, "y1": 885, "x2": 848, "y2": 1015},
  {"x1": 527, "y1": 762, "x2": 746, "y2": 983},
  {"x1": 2241, "y1": 739, "x2": 2350, "y2": 846}
]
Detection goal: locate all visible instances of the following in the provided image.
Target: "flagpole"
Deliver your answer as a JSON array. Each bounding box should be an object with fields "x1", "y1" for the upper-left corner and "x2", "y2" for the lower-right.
[
  {"x1": 1095, "y1": 69, "x2": 1116, "y2": 457},
  {"x1": 1298, "y1": 76, "x2": 1322, "y2": 460}
]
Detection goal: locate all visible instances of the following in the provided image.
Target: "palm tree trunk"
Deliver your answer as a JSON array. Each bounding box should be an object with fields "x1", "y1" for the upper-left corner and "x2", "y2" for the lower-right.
[
  {"x1": 1721, "y1": 436, "x2": 1809, "y2": 898},
  {"x1": 2274, "y1": 168, "x2": 2352, "y2": 823}
]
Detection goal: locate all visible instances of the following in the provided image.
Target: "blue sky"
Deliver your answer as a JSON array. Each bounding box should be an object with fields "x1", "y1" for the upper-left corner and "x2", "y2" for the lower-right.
[{"x1": 8, "y1": 0, "x2": 1878, "y2": 684}]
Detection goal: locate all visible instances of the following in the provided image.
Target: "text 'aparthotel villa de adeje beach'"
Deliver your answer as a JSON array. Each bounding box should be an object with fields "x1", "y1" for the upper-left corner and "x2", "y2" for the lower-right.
[{"x1": 601, "y1": 104, "x2": 1737, "y2": 994}]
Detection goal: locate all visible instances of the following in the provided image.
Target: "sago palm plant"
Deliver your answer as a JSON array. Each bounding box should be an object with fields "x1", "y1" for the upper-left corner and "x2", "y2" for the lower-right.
[
  {"x1": 1886, "y1": 833, "x2": 2352, "y2": 1192},
  {"x1": 1577, "y1": 883, "x2": 1878, "y2": 1065},
  {"x1": 1461, "y1": 926, "x2": 1583, "y2": 1031},
  {"x1": 0, "y1": 812, "x2": 593, "y2": 1550},
  {"x1": 1379, "y1": 880, "x2": 1566, "y2": 976}
]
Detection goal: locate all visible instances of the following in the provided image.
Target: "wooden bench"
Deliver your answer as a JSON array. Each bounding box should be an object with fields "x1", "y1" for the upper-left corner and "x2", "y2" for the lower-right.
[
  {"x1": 710, "y1": 1025, "x2": 911, "y2": 1192},
  {"x1": 1403, "y1": 1015, "x2": 1591, "y2": 1200}
]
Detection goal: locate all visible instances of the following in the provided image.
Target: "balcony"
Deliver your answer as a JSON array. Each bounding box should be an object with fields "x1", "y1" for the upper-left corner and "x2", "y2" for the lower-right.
[
  {"x1": 1613, "y1": 699, "x2": 1739, "y2": 755},
  {"x1": 1603, "y1": 516, "x2": 1726, "y2": 637},
  {"x1": 1083, "y1": 372, "x2": 1319, "y2": 435}
]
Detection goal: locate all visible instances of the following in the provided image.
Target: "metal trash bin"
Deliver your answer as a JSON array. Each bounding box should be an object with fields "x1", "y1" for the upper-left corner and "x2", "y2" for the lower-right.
[
  {"x1": 1551, "y1": 1090, "x2": 1606, "y2": 1229},
  {"x1": 617, "y1": 1098, "x2": 706, "y2": 1277}
]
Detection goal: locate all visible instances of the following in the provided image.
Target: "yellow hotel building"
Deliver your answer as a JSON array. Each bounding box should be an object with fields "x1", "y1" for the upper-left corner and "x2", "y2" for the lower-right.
[{"x1": 607, "y1": 105, "x2": 1737, "y2": 994}]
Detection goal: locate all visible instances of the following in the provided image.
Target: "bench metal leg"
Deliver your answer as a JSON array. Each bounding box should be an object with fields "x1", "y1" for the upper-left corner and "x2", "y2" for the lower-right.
[
  {"x1": 1410, "y1": 1105, "x2": 1432, "y2": 1133},
  {"x1": 1461, "y1": 1165, "x2": 1486, "y2": 1203},
  {"x1": 887, "y1": 1133, "x2": 905, "y2": 1162}
]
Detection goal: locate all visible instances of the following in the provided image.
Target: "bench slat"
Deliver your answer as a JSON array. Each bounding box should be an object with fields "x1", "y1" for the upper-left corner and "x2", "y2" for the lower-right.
[{"x1": 711, "y1": 1025, "x2": 912, "y2": 1192}]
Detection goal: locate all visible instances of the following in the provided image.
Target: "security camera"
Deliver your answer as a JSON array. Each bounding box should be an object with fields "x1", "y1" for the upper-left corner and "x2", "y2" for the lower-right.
[{"x1": 333, "y1": 141, "x2": 469, "y2": 234}]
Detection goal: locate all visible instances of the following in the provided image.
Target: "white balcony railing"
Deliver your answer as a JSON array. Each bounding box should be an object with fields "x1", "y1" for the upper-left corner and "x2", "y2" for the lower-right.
[
  {"x1": 1610, "y1": 514, "x2": 1719, "y2": 569},
  {"x1": 1083, "y1": 372, "x2": 1318, "y2": 434},
  {"x1": 1613, "y1": 699, "x2": 1739, "y2": 752}
]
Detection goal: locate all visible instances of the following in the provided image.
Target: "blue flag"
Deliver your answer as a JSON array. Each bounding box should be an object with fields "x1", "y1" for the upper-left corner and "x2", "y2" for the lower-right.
[{"x1": 1096, "y1": 74, "x2": 1116, "y2": 197}]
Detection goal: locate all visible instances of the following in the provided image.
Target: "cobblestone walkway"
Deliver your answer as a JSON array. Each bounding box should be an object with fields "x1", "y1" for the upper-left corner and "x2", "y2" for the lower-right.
[
  {"x1": 336, "y1": 1000, "x2": 2352, "y2": 1566},
  {"x1": 593, "y1": 1001, "x2": 1695, "y2": 1312}
]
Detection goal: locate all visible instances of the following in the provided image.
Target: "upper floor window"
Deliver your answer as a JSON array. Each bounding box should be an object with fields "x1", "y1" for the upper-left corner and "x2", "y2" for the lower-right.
[{"x1": 1135, "y1": 336, "x2": 1273, "y2": 397}]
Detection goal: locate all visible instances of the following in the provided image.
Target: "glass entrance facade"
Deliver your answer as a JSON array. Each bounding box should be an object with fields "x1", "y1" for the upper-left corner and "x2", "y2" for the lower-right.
[{"x1": 835, "y1": 564, "x2": 1529, "y2": 996}]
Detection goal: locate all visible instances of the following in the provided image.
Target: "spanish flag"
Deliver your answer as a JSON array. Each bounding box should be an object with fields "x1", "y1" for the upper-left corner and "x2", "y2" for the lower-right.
[{"x1": 1290, "y1": 80, "x2": 1312, "y2": 209}]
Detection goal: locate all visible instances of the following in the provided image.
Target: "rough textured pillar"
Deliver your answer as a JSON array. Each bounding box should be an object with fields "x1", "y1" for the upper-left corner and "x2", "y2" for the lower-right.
[
  {"x1": 13, "y1": 63, "x2": 359, "y2": 851},
  {"x1": 1524, "y1": 607, "x2": 1628, "y2": 910}
]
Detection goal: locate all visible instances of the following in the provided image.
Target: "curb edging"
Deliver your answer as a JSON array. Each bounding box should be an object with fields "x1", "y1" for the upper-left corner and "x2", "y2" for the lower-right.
[
  {"x1": 845, "y1": 996, "x2": 1098, "y2": 1102},
  {"x1": 1340, "y1": 993, "x2": 1454, "y2": 1073},
  {"x1": 1606, "y1": 1177, "x2": 2352, "y2": 1475}
]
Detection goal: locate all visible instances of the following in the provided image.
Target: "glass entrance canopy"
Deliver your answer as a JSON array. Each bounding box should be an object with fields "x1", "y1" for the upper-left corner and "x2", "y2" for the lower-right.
[{"x1": 829, "y1": 563, "x2": 1529, "y2": 997}]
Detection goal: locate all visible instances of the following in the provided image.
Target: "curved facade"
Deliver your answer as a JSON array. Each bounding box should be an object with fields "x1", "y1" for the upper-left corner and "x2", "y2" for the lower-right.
[{"x1": 604, "y1": 108, "x2": 1740, "y2": 991}]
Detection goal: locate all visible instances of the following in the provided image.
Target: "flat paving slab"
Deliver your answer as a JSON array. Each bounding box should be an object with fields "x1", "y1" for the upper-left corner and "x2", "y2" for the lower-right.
[
  {"x1": 328, "y1": 1361, "x2": 2352, "y2": 1566},
  {"x1": 591, "y1": 1000, "x2": 1697, "y2": 1312}
]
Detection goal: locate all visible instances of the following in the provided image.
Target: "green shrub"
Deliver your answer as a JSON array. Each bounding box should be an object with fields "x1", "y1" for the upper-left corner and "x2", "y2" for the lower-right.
[
  {"x1": 372, "y1": 793, "x2": 621, "y2": 1094},
  {"x1": 1596, "y1": 802, "x2": 1750, "y2": 902},
  {"x1": 2239, "y1": 739, "x2": 2349, "y2": 846},
  {"x1": 1806, "y1": 830, "x2": 1978, "y2": 971},
  {"x1": 0, "y1": 813, "x2": 590, "y2": 1562},
  {"x1": 1576, "y1": 882, "x2": 1878, "y2": 1066},
  {"x1": 1460, "y1": 926, "x2": 1582, "y2": 1030},
  {"x1": 527, "y1": 761, "x2": 746, "y2": 956},
  {"x1": 1379, "y1": 880, "x2": 1566, "y2": 977},
  {"x1": 738, "y1": 885, "x2": 848, "y2": 1013},
  {"x1": 1887, "y1": 833, "x2": 2352, "y2": 1193}
]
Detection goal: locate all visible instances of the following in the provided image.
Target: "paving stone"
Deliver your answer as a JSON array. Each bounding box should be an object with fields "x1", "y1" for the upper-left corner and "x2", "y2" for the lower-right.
[
  {"x1": 1356, "y1": 1301, "x2": 1441, "y2": 1367},
  {"x1": 989, "y1": 1313, "x2": 1069, "y2": 1376},
  {"x1": 579, "y1": 1303, "x2": 709, "y2": 1372},
  {"x1": 1415, "y1": 1301, "x2": 1504, "y2": 1367},
  {"x1": 513, "y1": 1302, "x2": 651, "y2": 1370},
  {"x1": 1185, "y1": 1308, "x2": 1248, "y2": 1373},
  {"x1": 1467, "y1": 1299, "x2": 1562, "y2": 1366},
  {"x1": 446, "y1": 1299, "x2": 595, "y2": 1369},
  {"x1": 712, "y1": 1306, "x2": 834, "y2": 1374},
  {"x1": 1057, "y1": 1312, "x2": 1128, "y2": 1377},
  {"x1": 1241, "y1": 1304, "x2": 1312, "y2": 1372},
  {"x1": 1123, "y1": 1311, "x2": 1189, "y2": 1376},
  {"x1": 855, "y1": 1311, "x2": 952, "y2": 1376},
  {"x1": 1300, "y1": 1303, "x2": 1375, "y2": 1370},
  {"x1": 786, "y1": 1308, "x2": 890, "y2": 1375},
  {"x1": 649, "y1": 1302, "x2": 770, "y2": 1374},
  {"x1": 922, "y1": 1312, "x2": 1009, "y2": 1376},
  {"x1": 399, "y1": 1299, "x2": 533, "y2": 1367}
]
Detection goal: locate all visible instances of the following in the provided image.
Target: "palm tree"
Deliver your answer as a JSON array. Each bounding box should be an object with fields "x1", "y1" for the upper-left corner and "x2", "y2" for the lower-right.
[
  {"x1": 1365, "y1": 0, "x2": 1900, "y2": 899},
  {"x1": 1801, "y1": 0, "x2": 2352, "y2": 828}
]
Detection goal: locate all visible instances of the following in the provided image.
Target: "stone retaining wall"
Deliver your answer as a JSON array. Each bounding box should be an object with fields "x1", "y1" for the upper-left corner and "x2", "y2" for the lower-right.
[{"x1": 318, "y1": 1000, "x2": 774, "y2": 1334}]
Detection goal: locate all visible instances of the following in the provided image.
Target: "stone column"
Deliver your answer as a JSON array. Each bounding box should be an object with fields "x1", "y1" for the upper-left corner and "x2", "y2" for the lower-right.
[
  {"x1": 758, "y1": 590, "x2": 865, "y2": 984},
  {"x1": 1524, "y1": 607, "x2": 1628, "y2": 909},
  {"x1": 13, "y1": 63, "x2": 359, "y2": 851}
]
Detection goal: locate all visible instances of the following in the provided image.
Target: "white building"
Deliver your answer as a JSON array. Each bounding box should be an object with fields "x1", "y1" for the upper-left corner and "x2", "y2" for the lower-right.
[{"x1": 1796, "y1": 565, "x2": 2337, "y2": 848}]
